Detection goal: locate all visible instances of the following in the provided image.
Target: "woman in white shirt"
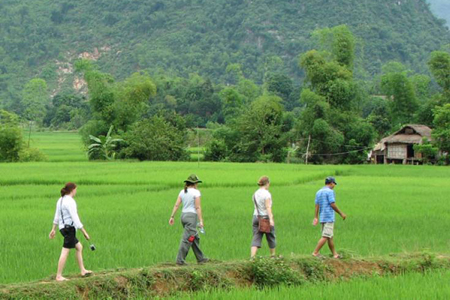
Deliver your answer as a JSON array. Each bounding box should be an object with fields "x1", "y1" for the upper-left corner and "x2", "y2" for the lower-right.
[
  {"x1": 49, "y1": 182, "x2": 92, "y2": 281},
  {"x1": 251, "y1": 176, "x2": 276, "y2": 258},
  {"x1": 169, "y1": 174, "x2": 209, "y2": 265}
]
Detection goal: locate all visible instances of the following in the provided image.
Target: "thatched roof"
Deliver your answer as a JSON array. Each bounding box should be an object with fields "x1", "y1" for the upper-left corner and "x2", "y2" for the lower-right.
[
  {"x1": 390, "y1": 124, "x2": 432, "y2": 139},
  {"x1": 373, "y1": 124, "x2": 432, "y2": 152},
  {"x1": 384, "y1": 134, "x2": 423, "y2": 144}
]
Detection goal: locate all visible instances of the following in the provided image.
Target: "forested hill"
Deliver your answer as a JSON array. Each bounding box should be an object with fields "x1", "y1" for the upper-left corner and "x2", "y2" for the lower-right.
[
  {"x1": 1, "y1": 0, "x2": 449, "y2": 109},
  {"x1": 428, "y1": 0, "x2": 450, "y2": 24}
]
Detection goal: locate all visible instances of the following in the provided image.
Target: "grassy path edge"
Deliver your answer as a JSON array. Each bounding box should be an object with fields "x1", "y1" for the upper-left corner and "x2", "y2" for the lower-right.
[{"x1": 1, "y1": 252, "x2": 448, "y2": 299}]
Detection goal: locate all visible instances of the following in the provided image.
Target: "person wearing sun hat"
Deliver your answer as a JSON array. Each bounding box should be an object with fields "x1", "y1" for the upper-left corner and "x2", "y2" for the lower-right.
[{"x1": 169, "y1": 174, "x2": 209, "y2": 265}]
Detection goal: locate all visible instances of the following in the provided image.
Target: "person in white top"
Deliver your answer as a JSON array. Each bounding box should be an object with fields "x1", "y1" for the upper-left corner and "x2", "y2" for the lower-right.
[
  {"x1": 49, "y1": 183, "x2": 92, "y2": 281},
  {"x1": 169, "y1": 174, "x2": 208, "y2": 265},
  {"x1": 251, "y1": 176, "x2": 276, "y2": 258}
]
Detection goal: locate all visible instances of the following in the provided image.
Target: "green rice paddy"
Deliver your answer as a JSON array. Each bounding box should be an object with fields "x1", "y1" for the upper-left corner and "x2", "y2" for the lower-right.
[
  {"x1": 178, "y1": 270, "x2": 450, "y2": 299},
  {"x1": 1, "y1": 131, "x2": 450, "y2": 300}
]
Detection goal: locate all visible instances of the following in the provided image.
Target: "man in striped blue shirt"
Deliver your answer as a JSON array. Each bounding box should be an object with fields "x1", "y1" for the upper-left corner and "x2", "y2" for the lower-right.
[{"x1": 312, "y1": 177, "x2": 346, "y2": 259}]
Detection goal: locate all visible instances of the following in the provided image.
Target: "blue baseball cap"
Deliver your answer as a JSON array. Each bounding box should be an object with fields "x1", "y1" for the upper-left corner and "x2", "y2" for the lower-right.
[{"x1": 325, "y1": 177, "x2": 337, "y2": 185}]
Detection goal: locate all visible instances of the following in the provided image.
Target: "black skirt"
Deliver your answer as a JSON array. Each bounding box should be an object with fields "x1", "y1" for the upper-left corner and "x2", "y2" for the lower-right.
[{"x1": 59, "y1": 226, "x2": 79, "y2": 249}]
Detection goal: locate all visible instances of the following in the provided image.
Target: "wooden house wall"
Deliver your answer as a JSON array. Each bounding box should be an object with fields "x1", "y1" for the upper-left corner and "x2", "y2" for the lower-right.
[{"x1": 387, "y1": 143, "x2": 406, "y2": 159}]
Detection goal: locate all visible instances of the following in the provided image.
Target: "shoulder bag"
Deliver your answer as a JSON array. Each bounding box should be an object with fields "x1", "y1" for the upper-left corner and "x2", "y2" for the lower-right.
[{"x1": 253, "y1": 194, "x2": 271, "y2": 233}]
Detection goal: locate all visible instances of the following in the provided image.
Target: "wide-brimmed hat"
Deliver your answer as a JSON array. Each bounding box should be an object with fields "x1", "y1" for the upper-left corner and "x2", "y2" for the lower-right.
[{"x1": 184, "y1": 174, "x2": 202, "y2": 184}]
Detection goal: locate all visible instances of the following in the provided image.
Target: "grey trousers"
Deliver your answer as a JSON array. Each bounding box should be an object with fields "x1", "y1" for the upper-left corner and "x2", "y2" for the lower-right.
[
  {"x1": 251, "y1": 216, "x2": 276, "y2": 249},
  {"x1": 176, "y1": 213, "x2": 205, "y2": 264}
]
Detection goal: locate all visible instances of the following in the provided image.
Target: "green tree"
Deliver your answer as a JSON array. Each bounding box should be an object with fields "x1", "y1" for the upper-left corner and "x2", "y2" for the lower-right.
[
  {"x1": 266, "y1": 73, "x2": 294, "y2": 107},
  {"x1": 413, "y1": 138, "x2": 438, "y2": 164},
  {"x1": 428, "y1": 51, "x2": 450, "y2": 103},
  {"x1": 124, "y1": 115, "x2": 188, "y2": 161},
  {"x1": 312, "y1": 25, "x2": 356, "y2": 69},
  {"x1": 76, "y1": 59, "x2": 116, "y2": 124},
  {"x1": 44, "y1": 93, "x2": 89, "y2": 129},
  {"x1": 204, "y1": 139, "x2": 228, "y2": 161},
  {"x1": 21, "y1": 78, "x2": 48, "y2": 146},
  {"x1": 428, "y1": 51, "x2": 450, "y2": 93},
  {"x1": 225, "y1": 63, "x2": 244, "y2": 85},
  {"x1": 231, "y1": 95, "x2": 287, "y2": 162},
  {"x1": 297, "y1": 89, "x2": 330, "y2": 134},
  {"x1": 380, "y1": 64, "x2": 418, "y2": 125},
  {"x1": 0, "y1": 110, "x2": 22, "y2": 162},
  {"x1": 300, "y1": 50, "x2": 354, "y2": 110},
  {"x1": 432, "y1": 104, "x2": 450, "y2": 164},
  {"x1": 416, "y1": 95, "x2": 441, "y2": 127},
  {"x1": 219, "y1": 87, "x2": 245, "y2": 122},
  {"x1": 410, "y1": 74, "x2": 432, "y2": 103},
  {"x1": 237, "y1": 78, "x2": 261, "y2": 103},
  {"x1": 114, "y1": 72, "x2": 157, "y2": 130},
  {"x1": 297, "y1": 26, "x2": 374, "y2": 163},
  {"x1": 177, "y1": 76, "x2": 221, "y2": 126}
]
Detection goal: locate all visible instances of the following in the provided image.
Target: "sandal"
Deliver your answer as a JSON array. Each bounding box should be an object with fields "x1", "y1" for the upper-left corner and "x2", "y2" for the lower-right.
[{"x1": 82, "y1": 271, "x2": 93, "y2": 278}]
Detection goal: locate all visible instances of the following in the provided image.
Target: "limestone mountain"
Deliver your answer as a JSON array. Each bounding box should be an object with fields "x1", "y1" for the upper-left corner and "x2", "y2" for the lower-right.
[{"x1": 1, "y1": 0, "x2": 449, "y2": 110}]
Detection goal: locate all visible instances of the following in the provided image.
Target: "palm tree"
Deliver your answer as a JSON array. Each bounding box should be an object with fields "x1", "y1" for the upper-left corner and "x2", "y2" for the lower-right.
[{"x1": 88, "y1": 126, "x2": 123, "y2": 160}]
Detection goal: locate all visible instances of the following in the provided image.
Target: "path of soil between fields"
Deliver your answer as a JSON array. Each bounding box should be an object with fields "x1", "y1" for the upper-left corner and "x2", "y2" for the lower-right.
[{"x1": 1, "y1": 253, "x2": 449, "y2": 299}]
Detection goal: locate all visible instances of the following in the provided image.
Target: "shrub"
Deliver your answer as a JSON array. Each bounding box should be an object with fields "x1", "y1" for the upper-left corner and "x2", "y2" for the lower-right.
[
  {"x1": 0, "y1": 110, "x2": 46, "y2": 162},
  {"x1": 414, "y1": 138, "x2": 438, "y2": 164},
  {"x1": 249, "y1": 257, "x2": 304, "y2": 288},
  {"x1": 0, "y1": 126, "x2": 23, "y2": 162},
  {"x1": 0, "y1": 110, "x2": 23, "y2": 162},
  {"x1": 204, "y1": 139, "x2": 228, "y2": 161},
  {"x1": 88, "y1": 125, "x2": 123, "y2": 160},
  {"x1": 19, "y1": 147, "x2": 47, "y2": 162},
  {"x1": 123, "y1": 115, "x2": 189, "y2": 161}
]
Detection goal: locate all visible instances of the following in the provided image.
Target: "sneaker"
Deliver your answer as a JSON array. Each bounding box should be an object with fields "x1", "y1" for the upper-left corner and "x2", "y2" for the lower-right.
[{"x1": 198, "y1": 258, "x2": 210, "y2": 264}]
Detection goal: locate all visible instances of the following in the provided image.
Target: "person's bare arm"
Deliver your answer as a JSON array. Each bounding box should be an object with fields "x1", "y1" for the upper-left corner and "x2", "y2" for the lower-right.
[
  {"x1": 169, "y1": 197, "x2": 182, "y2": 225},
  {"x1": 265, "y1": 198, "x2": 274, "y2": 227},
  {"x1": 313, "y1": 204, "x2": 319, "y2": 225},
  {"x1": 331, "y1": 203, "x2": 346, "y2": 220},
  {"x1": 49, "y1": 224, "x2": 57, "y2": 239},
  {"x1": 67, "y1": 201, "x2": 90, "y2": 239},
  {"x1": 79, "y1": 228, "x2": 89, "y2": 240},
  {"x1": 50, "y1": 203, "x2": 59, "y2": 239},
  {"x1": 195, "y1": 196, "x2": 203, "y2": 227}
]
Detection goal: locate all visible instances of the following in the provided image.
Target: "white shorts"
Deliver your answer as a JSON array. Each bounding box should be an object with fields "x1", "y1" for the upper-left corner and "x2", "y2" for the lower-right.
[{"x1": 321, "y1": 222, "x2": 334, "y2": 238}]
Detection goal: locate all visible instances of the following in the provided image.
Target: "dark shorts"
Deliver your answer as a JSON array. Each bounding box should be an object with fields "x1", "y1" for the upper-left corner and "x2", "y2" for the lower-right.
[
  {"x1": 251, "y1": 216, "x2": 276, "y2": 249},
  {"x1": 59, "y1": 226, "x2": 79, "y2": 249}
]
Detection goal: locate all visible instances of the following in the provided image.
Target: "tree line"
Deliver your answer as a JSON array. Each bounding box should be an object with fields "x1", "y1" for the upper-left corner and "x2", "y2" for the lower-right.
[{"x1": 1, "y1": 25, "x2": 450, "y2": 164}]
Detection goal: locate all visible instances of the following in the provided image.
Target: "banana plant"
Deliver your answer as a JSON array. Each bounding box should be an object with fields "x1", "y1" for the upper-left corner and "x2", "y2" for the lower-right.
[{"x1": 88, "y1": 125, "x2": 123, "y2": 160}]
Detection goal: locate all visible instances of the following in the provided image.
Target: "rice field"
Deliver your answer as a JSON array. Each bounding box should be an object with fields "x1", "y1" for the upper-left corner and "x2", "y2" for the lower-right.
[
  {"x1": 177, "y1": 270, "x2": 450, "y2": 299},
  {"x1": 27, "y1": 130, "x2": 87, "y2": 162},
  {"x1": 2, "y1": 131, "x2": 450, "y2": 295},
  {"x1": 27, "y1": 130, "x2": 204, "y2": 162}
]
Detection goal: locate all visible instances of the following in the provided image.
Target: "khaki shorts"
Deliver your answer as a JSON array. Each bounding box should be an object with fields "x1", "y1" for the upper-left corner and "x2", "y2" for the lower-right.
[{"x1": 321, "y1": 222, "x2": 334, "y2": 238}]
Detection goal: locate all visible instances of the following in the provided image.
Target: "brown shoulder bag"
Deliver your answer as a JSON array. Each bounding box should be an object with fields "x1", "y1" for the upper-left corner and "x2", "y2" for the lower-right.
[{"x1": 253, "y1": 194, "x2": 271, "y2": 233}]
